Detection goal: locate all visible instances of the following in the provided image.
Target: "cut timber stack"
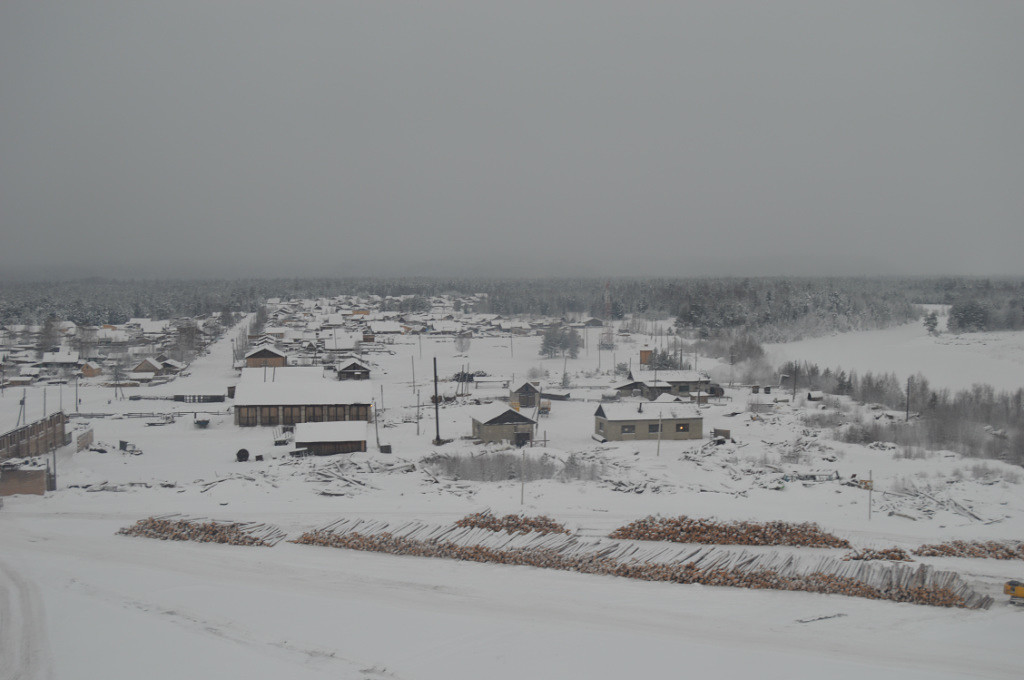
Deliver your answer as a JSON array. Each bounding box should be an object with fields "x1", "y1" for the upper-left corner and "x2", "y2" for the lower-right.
[
  {"x1": 117, "y1": 515, "x2": 287, "y2": 547},
  {"x1": 913, "y1": 540, "x2": 1024, "y2": 560},
  {"x1": 455, "y1": 511, "x2": 569, "y2": 535},
  {"x1": 291, "y1": 518, "x2": 992, "y2": 610},
  {"x1": 842, "y1": 547, "x2": 914, "y2": 562},
  {"x1": 609, "y1": 515, "x2": 851, "y2": 549}
]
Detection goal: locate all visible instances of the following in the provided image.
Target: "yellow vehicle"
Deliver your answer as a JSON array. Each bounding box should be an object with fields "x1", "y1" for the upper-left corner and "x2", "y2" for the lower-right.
[{"x1": 1005, "y1": 580, "x2": 1024, "y2": 605}]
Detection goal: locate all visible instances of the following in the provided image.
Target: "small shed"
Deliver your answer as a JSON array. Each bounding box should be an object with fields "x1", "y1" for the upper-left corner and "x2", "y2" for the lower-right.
[
  {"x1": 471, "y1": 406, "x2": 536, "y2": 447},
  {"x1": 807, "y1": 390, "x2": 825, "y2": 402},
  {"x1": 510, "y1": 381, "x2": 542, "y2": 409},
  {"x1": 293, "y1": 422, "x2": 368, "y2": 455}
]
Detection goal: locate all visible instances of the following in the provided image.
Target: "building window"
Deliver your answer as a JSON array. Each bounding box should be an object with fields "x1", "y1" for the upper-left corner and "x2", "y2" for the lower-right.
[
  {"x1": 648, "y1": 423, "x2": 661, "y2": 433},
  {"x1": 259, "y1": 406, "x2": 279, "y2": 426},
  {"x1": 621, "y1": 424, "x2": 635, "y2": 434},
  {"x1": 306, "y1": 406, "x2": 324, "y2": 422},
  {"x1": 326, "y1": 405, "x2": 341, "y2": 421},
  {"x1": 675, "y1": 422, "x2": 690, "y2": 432},
  {"x1": 597, "y1": 421, "x2": 604, "y2": 432},
  {"x1": 238, "y1": 407, "x2": 258, "y2": 427},
  {"x1": 282, "y1": 406, "x2": 302, "y2": 425}
]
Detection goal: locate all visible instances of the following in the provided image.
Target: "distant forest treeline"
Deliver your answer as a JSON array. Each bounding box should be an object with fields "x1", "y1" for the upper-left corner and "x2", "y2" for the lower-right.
[{"x1": 1, "y1": 277, "x2": 1022, "y2": 339}]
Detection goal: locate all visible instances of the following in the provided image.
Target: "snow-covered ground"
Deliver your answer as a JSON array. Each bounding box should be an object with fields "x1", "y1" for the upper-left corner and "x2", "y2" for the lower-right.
[
  {"x1": 2, "y1": 319, "x2": 1024, "y2": 679},
  {"x1": 765, "y1": 308, "x2": 1024, "y2": 393}
]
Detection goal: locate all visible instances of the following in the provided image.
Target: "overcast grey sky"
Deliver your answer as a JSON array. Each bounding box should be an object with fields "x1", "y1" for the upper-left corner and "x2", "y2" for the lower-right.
[{"x1": 1, "y1": 1, "x2": 1021, "y2": 280}]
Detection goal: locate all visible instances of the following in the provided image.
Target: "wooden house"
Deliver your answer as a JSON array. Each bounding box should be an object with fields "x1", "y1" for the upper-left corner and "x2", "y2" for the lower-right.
[
  {"x1": 80, "y1": 361, "x2": 103, "y2": 378},
  {"x1": 132, "y1": 357, "x2": 164, "y2": 375},
  {"x1": 628, "y1": 370, "x2": 711, "y2": 399},
  {"x1": 337, "y1": 360, "x2": 371, "y2": 381},
  {"x1": 244, "y1": 345, "x2": 288, "y2": 368},
  {"x1": 471, "y1": 406, "x2": 536, "y2": 447},
  {"x1": 593, "y1": 403, "x2": 702, "y2": 442},
  {"x1": 293, "y1": 422, "x2": 368, "y2": 455}
]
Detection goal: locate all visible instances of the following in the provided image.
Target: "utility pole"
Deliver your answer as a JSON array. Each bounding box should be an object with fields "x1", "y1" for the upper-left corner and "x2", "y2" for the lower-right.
[
  {"x1": 906, "y1": 377, "x2": 912, "y2": 422},
  {"x1": 411, "y1": 357, "x2": 416, "y2": 393},
  {"x1": 373, "y1": 400, "x2": 381, "y2": 451},
  {"x1": 868, "y1": 469, "x2": 873, "y2": 521},
  {"x1": 520, "y1": 448, "x2": 525, "y2": 506},
  {"x1": 792, "y1": 363, "x2": 798, "y2": 402},
  {"x1": 416, "y1": 391, "x2": 421, "y2": 436},
  {"x1": 432, "y1": 357, "x2": 442, "y2": 445},
  {"x1": 380, "y1": 385, "x2": 384, "y2": 413},
  {"x1": 656, "y1": 414, "x2": 663, "y2": 457}
]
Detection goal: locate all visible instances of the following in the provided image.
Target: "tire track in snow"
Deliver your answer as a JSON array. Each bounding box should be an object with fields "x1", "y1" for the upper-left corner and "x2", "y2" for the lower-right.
[{"x1": 0, "y1": 559, "x2": 54, "y2": 680}]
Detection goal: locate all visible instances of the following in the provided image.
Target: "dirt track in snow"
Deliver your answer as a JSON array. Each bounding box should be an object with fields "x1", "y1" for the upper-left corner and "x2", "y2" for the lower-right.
[{"x1": 0, "y1": 558, "x2": 54, "y2": 680}]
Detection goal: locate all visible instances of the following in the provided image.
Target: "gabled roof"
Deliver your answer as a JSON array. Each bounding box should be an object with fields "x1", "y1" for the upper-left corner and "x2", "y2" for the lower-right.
[
  {"x1": 244, "y1": 345, "x2": 287, "y2": 359},
  {"x1": 512, "y1": 381, "x2": 541, "y2": 394},
  {"x1": 133, "y1": 357, "x2": 163, "y2": 372},
  {"x1": 470, "y1": 405, "x2": 537, "y2": 426},
  {"x1": 337, "y1": 360, "x2": 371, "y2": 372}
]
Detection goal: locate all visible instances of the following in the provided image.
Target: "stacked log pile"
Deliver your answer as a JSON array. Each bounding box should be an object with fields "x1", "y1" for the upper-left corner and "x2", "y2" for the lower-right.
[
  {"x1": 913, "y1": 540, "x2": 1024, "y2": 560},
  {"x1": 609, "y1": 515, "x2": 851, "y2": 549},
  {"x1": 117, "y1": 515, "x2": 287, "y2": 546},
  {"x1": 291, "y1": 518, "x2": 992, "y2": 609},
  {"x1": 842, "y1": 548, "x2": 914, "y2": 562},
  {"x1": 454, "y1": 511, "x2": 569, "y2": 535}
]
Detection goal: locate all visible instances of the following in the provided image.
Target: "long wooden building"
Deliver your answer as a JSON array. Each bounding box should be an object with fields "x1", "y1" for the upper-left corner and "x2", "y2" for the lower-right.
[{"x1": 233, "y1": 382, "x2": 372, "y2": 427}]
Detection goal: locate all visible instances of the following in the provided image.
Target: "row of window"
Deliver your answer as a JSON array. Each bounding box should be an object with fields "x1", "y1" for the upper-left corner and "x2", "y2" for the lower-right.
[
  {"x1": 597, "y1": 421, "x2": 692, "y2": 435},
  {"x1": 236, "y1": 404, "x2": 370, "y2": 426}
]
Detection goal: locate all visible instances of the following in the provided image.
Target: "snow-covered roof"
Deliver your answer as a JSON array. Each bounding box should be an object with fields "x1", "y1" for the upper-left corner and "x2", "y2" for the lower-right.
[
  {"x1": 134, "y1": 357, "x2": 163, "y2": 372},
  {"x1": 595, "y1": 402, "x2": 701, "y2": 422},
  {"x1": 238, "y1": 366, "x2": 328, "y2": 384},
  {"x1": 233, "y1": 382, "x2": 373, "y2": 407},
  {"x1": 469, "y1": 405, "x2": 536, "y2": 425},
  {"x1": 631, "y1": 370, "x2": 707, "y2": 384},
  {"x1": 366, "y1": 321, "x2": 404, "y2": 334},
  {"x1": 244, "y1": 345, "x2": 287, "y2": 359},
  {"x1": 40, "y1": 351, "x2": 80, "y2": 364},
  {"x1": 294, "y1": 421, "x2": 369, "y2": 443}
]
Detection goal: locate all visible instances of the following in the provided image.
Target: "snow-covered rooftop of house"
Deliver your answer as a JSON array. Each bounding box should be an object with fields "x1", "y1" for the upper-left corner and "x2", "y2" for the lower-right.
[
  {"x1": 233, "y1": 381, "x2": 373, "y2": 406},
  {"x1": 631, "y1": 369, "x2": 707, "y2": 383},
  {"x1": 244, "y1": 345, "x2": 287, "y2": 359},
  {"x1": 469, "y1": 404, "x2": 536, "y2": 425},
  {"x1": 40, "y1": 351, "x2": 80, "y2": 364},
  {"x1": 293, "y1": 421, "x2": 369, "y2": 443},
  {"x1": 238, "y1": 366, "x2": 328, "y2": 384},
  {"x1": 596, "y1": 402, "x2": 701, "y2": 421}
]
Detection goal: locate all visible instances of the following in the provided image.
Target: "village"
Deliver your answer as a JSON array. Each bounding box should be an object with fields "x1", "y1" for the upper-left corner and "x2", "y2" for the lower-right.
[{"x1": 2, "y1": 292, "x2": 1024, "y2": 679}]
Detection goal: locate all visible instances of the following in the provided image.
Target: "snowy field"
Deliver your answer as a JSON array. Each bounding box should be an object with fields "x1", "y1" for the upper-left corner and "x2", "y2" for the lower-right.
[
  {"x1": 766, "y1": 307, "x2": 1024, "y2": 392},
  {"x1": 2, "y1": 319, "x2": 1024, "y2": 679}
]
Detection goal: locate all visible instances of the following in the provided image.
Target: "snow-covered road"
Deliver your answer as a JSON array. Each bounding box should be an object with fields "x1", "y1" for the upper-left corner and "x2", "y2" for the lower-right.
[{"x1": 0, "y1": 558, "x2": 54, "y2": 680}]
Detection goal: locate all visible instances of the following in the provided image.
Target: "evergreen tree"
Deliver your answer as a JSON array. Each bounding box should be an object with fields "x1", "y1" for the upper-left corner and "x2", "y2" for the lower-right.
[{"x1": 540, "y1": 326, "x2": 562, "y2": 358}]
